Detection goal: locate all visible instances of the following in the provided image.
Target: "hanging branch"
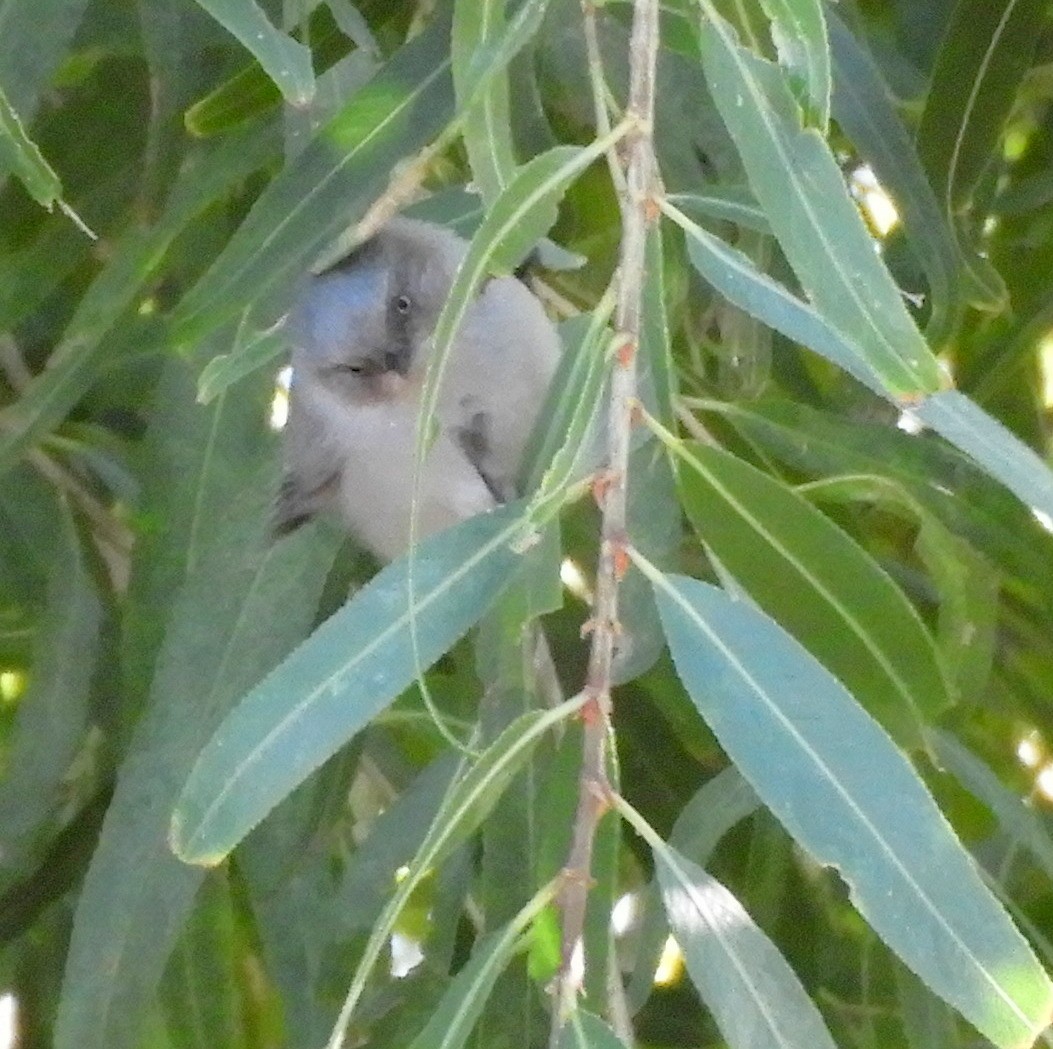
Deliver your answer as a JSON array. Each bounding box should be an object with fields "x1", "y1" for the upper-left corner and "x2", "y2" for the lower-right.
[{"x1": 553, "y1": 0, "x2": 661, "y2": 1036}]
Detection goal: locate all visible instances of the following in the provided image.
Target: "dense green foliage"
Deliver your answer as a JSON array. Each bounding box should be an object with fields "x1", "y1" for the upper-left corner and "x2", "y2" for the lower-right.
[{"x1": 2, "y1": 1, "x2": 1053, "y2": 1047}]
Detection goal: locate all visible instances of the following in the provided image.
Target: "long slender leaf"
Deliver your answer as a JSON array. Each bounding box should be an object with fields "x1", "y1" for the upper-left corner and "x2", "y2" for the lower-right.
[
  {"x1": 619, "y1": 797, "x2": 840, "y2": 1049},
  {"x1": 55, "y1": 475, "x2": 337, "y2": 1049},
  {"x1": 757, "y1": 0, "x2": 830, "y2": 130},
  {"x1": 0, "y1": 121, "x2": 280, "y2": 479},
  {"x1": 0, "y1": 83, "x2": 63, "y2": 209},
  {"x1": 929, "y1": 730, "x2": 1053, "y2": 885},
  {"x1": 695, "y1": 3, "x2": 941, "y2": 396},
  {"x1": 171, "y1": 501, "x2": 532, "y2": 865},
  {"x1": 627, "y1": 767, "x2": 761, "y2": 1013},
  {"x1": 666, "y1": 201, "x2": 884, "y2": 393},
  {"x1": 191, "y1": 0, "x2": 314, "y2": 105},
  {"x1": 703, "y1": 398, "x2": 1053, "y2": 595},
  {"x1": 666, "y1": 187, "x2": 770, "y2": 234},
  {"x1": 170, "y1": 12, "x2": 455, "y2": 347},
  {"x1": 827, "y1": 12, "x2": 963, "y2": 345},
  {"x1": 671, "y1": 440, "x2": 952, "y2": 747},
  {"x1": 0, "y1": 502, "x2": 100, "y2": 884},
  {"x1": 326, "y1": 697, "x2": 585, "y2": 1049},
  {"x1": 452, "y1": 0, "x2": 517, "y2": 204},
  {"x1": 646, "y1": 568, "x2": 1053, "y2": 1048},
  {"x1": 917, "y1": 0, "x2": 1047, "y2": 214},
  {"x1": 915, "y1": 390, "x2": 1053, "y2": 523},
  {"x1": 406, "y1": 881, "x2": 558, "y2": 1049}
]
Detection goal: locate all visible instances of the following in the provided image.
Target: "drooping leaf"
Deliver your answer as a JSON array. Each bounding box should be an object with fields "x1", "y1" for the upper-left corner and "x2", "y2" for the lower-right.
[
  {"x1": 452, "y1": 0, "x2": 517, "y2": 204},
  {"x1": 55, "y1": 465, "x2": 338, "y2": 1049},
  {"x1": 171, "y1": 501, "x2": 533, "y2": 865},
  {"x1": 929, "y1": 730, "x2": 1053, "y2": 886},
  {"x1": 672, "y1": 440, "x2": 951, "y2": 747},
  {"x1": 915, "y1": 390, "x2": 1053, "y2": 524},
  {"x1": 694, "y1": 3, "x2": 941, "y2": 396},
  {"x1": 326, "y1": 697, "x2": 584, "y2": 1047},
  {"x1": 758, "y1": 0, "x2": 831, "y2": 130},
  {"x1": 704, "y1": 398, "x2": 1053, "y2": 596},
  {"x1": 0, "y1": 121, "x2": 281, "y2": 479},
  {"x1": 827, "y1": 11, "x2": 963, "y2": 345},
  {"x1": 916, "y1": 0, "x2": 1047, "y2": 214},
  {"x1": 619, "y1": 798, "x2": 840, "y2": 1049},
  {"x1": 0, "y1": 502, "x2": 100, "y2": 884},
  {"x1": 170, "y1": 12, "x2": 456, "y2": 347},
  {"x1": 405, "y1": 882, "x2": 558, "y2": 1049},
  {"x1": 667, "y1": 202, "x2": 884, "y2": 393},
  {"x1": 0, "y1": 84, "x2": 63, "y2": 210},
  {"x1": 801, "y1": 472, "x2": 1000, "y2": 705},
  {"x1": 191, "y1": 0, "x2": 314, "y2": 105},
  {"x1": 649, "y1": 570, "x2": 1053, "y2": 1048}
]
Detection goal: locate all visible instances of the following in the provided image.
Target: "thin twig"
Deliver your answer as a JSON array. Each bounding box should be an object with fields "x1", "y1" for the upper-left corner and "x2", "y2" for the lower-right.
[{"x1": 552, "y1": 0, "x2": 660, "y2": 1039}]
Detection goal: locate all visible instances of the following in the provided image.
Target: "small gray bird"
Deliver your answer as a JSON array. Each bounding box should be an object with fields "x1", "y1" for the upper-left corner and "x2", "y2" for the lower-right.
[{"x1": 274, "y1": 217, "x2": 562, "y2": 561}]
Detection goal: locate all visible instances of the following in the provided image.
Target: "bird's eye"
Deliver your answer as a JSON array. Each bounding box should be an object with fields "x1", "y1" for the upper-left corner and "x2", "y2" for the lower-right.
[{"x1": 395, "y1": 294, "x2": 412, "y2": 314}]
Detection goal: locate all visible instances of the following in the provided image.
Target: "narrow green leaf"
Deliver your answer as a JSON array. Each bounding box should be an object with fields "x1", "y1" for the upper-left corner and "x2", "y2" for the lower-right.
[
  {"x1": 703, "y1": 398, "x2": 1053, "y2": 592},
  {"x1": 526, "y1": 308, "x2": 611, "y2": 504},
  {"x1": 452, "y1": 0, "x2": 517, "y2": 204},
  {"x1": 627, "y1": 767, "x2": 761, "y2": 1013},
  {"x1": 183, "y1": 12, "x2": 356, "y2": 136},
  {"x1": 0, "y1": 0, "x2": 89, "y2": 124},
  {"x1": 672, "y1": 441, "x2": 951, "y2": 747},
  {"x1": 915, "y1": 0, "x2": 1045, "y2": 313},
  {"x1": 827, "y1": 12, "x2": 963, "y2": 345},
  {"x1": 758, "y1": 0, "x2": 831, "y2": 130},
  {"x1": 406, "y1": 882, "x2": 558, "y2": 1049},
  {"x1": 242, "y1": 754, "x2": 460, "y2": 1047},
  {"x1": 917, "y1": 0, "x2": 1047, "y2": 214},
  {"x1": 420, "y1": 136, "x2": 621, "y2": 497},
  {"x1": 0, "y1": 503, "x2": 100, "y2": 883},
  {"x1": 0, "y1": 122, "x2": 280, "y2": 479},
  {"x1": 159, "y1": 872, "x2": 248, "y2": 1049},
  {"x1": 670, "y1": 767, "x2": 761, "y2": 864},
  {"x1": 618, "y1": 796, "x2": 838, "y2": 1049},
  {"x1": 171, "y1": 502, "x2": 532, "y2": 865},
  {"x1": 695, "y1": 4, "x2": 941, "y2": 396},
  {"x1": 170, "y1": 13, "x2": 455, "y2": 347},
  {"x1": 326, "y1": 697, "x2": 584, "y2": 1047},
  {"x1": 666, "y1": 187, "x2": 770, "y2": 234},
  {"x1": 55, "y1": 488, "x2": 337, "y2": 1049},
  {"x1": 802, "y1": 473, "x2": 999, "y2": 705},
  {"x1": 557, "y1": 1010, "x2": 630, "y2": 1049},
  {"x1": 666, "y1": 202, "x2": 885, "y2": 393},
  {"x1": 122, "y1": 352, "x2": 280, "y2": 712},
  {"x1": 929, "y1": 730, "x2": 1053, "y2": 886},
  {"x1": 915, "y1": 390, "x2": 1053, "y2": 523},
  {"x1": 641, "y1": 223, "x2": 676, "y2": 427},
  {"x1": 196, "y1": 317, "x2": 288, "y2": 404},
  {"x1": 191, "y1": 0, "x2": 313, "y2": 105},
  {"x1": 649, "y1": 570, "x2": 1053, "y2": 1048},
  {"x1": 617, "y1": 442, "x2": 682, "y2": 684},
  {"x1": 0, "y1": 83, "x2": 62, "y2": 207}
]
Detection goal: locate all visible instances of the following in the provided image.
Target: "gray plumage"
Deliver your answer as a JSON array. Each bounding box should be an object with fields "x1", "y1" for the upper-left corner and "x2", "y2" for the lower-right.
[{"x1": 274, "y1": 217, "x2": 561, "y2": 561}]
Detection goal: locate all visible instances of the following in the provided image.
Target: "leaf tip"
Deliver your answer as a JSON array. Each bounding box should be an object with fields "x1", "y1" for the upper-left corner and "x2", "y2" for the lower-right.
[{"x1": 168, "y1": 811, "x2": 225, "y2": 868}]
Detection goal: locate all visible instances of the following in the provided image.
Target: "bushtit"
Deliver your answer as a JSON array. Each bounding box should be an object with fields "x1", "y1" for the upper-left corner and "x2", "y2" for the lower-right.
[{"x1": 274, "y1": 217, "x2": 562, "y2": 560}]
